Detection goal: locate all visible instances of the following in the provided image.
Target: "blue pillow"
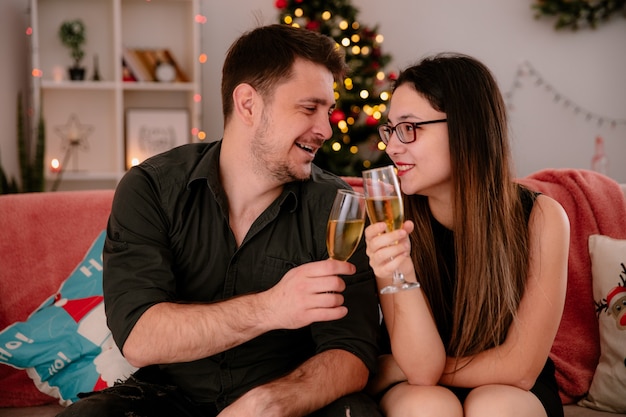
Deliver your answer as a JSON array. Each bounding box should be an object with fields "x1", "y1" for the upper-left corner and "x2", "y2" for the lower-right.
[{"x1": 0, "y1": 231, "x2": 136, "y2": 405}]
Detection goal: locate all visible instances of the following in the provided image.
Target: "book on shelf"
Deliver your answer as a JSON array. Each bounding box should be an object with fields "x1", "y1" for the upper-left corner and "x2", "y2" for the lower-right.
[{"x1": 121, "y1": 47, "x2": 189, "y2": 83}]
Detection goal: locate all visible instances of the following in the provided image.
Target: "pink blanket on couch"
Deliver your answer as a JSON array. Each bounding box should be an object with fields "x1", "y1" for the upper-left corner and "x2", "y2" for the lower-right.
[{"x1": 519, "y1": 169, "x2": 626, "y2": 403}]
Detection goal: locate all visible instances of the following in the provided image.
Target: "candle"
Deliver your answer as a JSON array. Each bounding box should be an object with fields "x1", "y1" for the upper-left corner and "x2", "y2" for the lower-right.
[
  {"x1": 52, "y1": 66, "x2": 64, "y2": 82},
  {"x1": 50, "y1": 158, "x2": 61, "y2": 173}
]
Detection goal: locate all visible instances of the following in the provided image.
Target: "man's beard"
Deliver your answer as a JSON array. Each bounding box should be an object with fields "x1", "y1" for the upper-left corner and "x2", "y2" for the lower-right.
[{"x1": 250, "y1": 111, "x2": 311, "y2": 183}]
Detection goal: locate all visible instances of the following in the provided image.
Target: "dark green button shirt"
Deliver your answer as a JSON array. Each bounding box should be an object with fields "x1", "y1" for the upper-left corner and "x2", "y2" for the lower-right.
[{"x1": 103, "y1": 141, "x2": 379, "y2": 407}]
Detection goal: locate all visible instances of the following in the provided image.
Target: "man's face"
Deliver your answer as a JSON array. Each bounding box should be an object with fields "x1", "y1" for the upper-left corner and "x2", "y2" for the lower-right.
[{"x1": 250, "y1": 58, "x2": 336, "y2": 182}]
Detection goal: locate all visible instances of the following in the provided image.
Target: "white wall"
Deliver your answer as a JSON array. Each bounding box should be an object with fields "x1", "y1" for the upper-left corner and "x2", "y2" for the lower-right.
[
  {"x1": 0, "y1": 0, "x2": 30, "y2": 183},
  {"x1": 2, "y1": 0, "x2": 625, "y2": 184},
  {"x1": 352, "y1": 0, "x2": 626, "y2": 181}
]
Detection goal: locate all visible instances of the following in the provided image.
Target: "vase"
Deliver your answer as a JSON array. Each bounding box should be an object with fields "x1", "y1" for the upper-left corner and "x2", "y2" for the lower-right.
[{"x1": 68, "y1": 67, "x2": 85, "y2": 81}]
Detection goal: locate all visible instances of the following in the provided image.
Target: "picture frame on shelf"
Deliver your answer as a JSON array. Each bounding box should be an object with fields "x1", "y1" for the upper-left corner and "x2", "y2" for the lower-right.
[{"x1": 125, "y1": 108, "x2": 189, "y2": 169}]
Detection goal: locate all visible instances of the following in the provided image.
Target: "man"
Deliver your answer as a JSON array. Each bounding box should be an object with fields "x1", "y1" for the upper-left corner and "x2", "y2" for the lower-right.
[{"x1": 57, "y1": 24, "x2": 382, "y2": 417}]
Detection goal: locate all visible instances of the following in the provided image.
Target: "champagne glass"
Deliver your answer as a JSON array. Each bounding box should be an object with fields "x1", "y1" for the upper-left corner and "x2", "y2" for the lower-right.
[
  {"x1": 362, "y1": 165, "x2": 420, "y2": 294},
  {"x1": 326, "y1": 189, "x2": 366, "y2": 261}
]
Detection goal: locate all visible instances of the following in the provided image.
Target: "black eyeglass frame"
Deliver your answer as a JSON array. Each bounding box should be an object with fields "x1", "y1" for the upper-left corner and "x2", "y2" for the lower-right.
[{"x1": 378, "y1": 119, "x2": 448, "y2": 145}]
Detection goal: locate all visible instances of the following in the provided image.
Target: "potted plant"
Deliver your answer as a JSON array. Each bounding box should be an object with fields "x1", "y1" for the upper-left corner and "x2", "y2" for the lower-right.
[{"x1": 58, "y1": 19, "x2": 86, "y2": 80}]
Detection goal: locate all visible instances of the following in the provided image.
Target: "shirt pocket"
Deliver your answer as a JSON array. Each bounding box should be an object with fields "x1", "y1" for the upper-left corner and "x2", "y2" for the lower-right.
[{"x1": 253, "y1": 256, "x2": 298, "y2": 291}]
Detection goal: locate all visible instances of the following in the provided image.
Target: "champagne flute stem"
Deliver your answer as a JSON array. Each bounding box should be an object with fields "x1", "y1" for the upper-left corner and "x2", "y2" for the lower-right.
[{"x1": 392, "y1": 269, "x2": 404, "y2": 284}]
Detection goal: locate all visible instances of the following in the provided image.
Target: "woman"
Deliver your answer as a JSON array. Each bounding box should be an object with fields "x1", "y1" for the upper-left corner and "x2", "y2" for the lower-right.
[{"x1": 364, "y1": 53, "x2": 570, "y2": 417}]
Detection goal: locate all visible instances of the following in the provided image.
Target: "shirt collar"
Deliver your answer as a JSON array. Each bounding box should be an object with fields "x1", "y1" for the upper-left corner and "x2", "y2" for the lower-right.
[{"x1": 187, "y1": 139, "x2": 299, "y2": 213}]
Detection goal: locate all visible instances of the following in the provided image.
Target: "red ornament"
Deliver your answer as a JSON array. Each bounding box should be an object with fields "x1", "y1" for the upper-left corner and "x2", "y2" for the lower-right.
[
  {"x1": 306, "y1": 20, "x2": 321, "y2": 31},
  {"x1": 330, "y1": 109, "x2": 346, "y2": 125},
  {"x1": 365, "y1": 115, "x2": 378, "y2": 127},
  {"x1": 388, "y1": 72, "x2": 398, "y2": 81},
  {"x1": 275, "y1": 0, "x2": 287, "y2": 9}
]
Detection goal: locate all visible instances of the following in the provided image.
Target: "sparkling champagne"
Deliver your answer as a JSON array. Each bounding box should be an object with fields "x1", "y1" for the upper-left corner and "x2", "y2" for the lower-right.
[
  {"x1": 365, "y1": 196, "x2": 403, "y2": 232},
  {"x1": 326, "y1": 219, "x2": 365, "y2": 261}
]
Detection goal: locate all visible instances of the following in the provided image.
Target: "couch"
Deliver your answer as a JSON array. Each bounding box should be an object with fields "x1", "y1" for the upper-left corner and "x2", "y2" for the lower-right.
[{"x1": 1, "y1": 169, "x2": 625, "y2": 417}]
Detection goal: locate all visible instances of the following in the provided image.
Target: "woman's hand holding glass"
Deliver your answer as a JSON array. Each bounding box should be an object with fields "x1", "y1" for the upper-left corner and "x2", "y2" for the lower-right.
[
  {"x1": 364, "y1": 218, "x2": 416, "y2": 286},
  {"x1": 362, "y1": 165, "x2": 420, "y2": 294}
]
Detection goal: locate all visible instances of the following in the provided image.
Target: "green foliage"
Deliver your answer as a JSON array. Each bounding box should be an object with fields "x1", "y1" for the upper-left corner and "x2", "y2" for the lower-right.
[
  {"x1": 276, "y1": 0, "x2": 393, "y2": 176},
  {"x1": 59, "y1": 19, "x2": 86, "y2": 66},
  {"x1": 533, "y1": 0, "x2": 626, "y2": 30},
  {"x1": 0, "y1": 93, "x2": 46, "y2": 194}
]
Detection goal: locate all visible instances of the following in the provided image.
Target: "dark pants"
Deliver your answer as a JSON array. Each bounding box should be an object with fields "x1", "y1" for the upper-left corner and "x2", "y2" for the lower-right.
[{"x1": 56, "y1": 367, "x2": 383, "y2": 417}]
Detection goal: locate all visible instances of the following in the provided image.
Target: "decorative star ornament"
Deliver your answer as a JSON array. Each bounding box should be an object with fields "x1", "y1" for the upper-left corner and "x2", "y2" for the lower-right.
[{"x1": 54, "y1": 113, "x2": 93, "y2": 151}]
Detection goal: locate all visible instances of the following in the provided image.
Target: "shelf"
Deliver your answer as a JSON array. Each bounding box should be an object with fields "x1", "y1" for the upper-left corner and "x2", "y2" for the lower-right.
[
  {"x1": 31, "y1": 0, "x2": 202, "y2": 188},
  {"x1": 41, "y1": 80, "x2": 117, "y2": 90},
  {"x1": 122, "y1": 82, "x2": 197, "y2": 91},
  {"x1": 46, "y1": 171, "x2": 122, "y2": 181}
]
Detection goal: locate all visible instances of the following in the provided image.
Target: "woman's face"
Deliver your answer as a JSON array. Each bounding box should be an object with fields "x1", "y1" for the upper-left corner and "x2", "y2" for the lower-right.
[{"x1": 384, "y1": 84, "x2": 451, "y2": 199}]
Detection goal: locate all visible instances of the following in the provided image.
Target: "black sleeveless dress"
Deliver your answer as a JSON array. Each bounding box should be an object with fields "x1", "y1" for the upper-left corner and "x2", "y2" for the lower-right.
[{"x1": 379, "y1": 186, "x2": 564, "y2": 417}]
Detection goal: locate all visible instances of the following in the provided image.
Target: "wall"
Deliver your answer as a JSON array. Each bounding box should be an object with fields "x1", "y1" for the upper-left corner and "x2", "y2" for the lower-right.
[
  {"x1": 0, "y1": 0, "x2": 30, "y2": 185},
  {"x1": 352, "y1": 0, "x2": 626, "y2": 181},
  {"x1": 1, "y1": 0, "x2": 625, "y2": 186}
]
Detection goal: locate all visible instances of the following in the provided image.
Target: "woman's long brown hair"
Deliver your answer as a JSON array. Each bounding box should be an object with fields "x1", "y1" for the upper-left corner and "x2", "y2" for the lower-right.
[{"x1": 398, "y1": 53, "x2": 530, "y2": 360}]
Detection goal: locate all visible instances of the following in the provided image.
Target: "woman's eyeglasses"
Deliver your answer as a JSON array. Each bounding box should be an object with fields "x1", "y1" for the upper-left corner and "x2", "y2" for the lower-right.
[{"x1": 378, "y1": 119, "x2": 447, "y2": 145}]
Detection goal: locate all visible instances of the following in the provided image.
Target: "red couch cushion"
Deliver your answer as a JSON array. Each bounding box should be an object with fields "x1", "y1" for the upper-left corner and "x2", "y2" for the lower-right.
[{"x1": 0, "y1": 190, "x2": 114, "y2": 407}]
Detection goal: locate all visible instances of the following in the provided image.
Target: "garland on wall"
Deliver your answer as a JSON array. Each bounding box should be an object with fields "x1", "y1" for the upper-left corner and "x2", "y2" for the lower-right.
[
  {"x1": 504, "y1": 60, "x2": 626, "y2": 130},
  {"x1": 533, "y1": 0, "x2": 626, "y2": 30}
]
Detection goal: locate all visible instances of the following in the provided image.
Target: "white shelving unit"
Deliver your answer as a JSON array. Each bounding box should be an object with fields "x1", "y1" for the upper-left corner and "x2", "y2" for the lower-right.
[{"x1": 30, "y1": 0, "x2": 201, "y2": 190}]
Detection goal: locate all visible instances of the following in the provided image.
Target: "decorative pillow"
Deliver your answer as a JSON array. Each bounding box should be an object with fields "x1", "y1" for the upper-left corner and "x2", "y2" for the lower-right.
[
  {"x1": 578, "y1": 234, "x2": 626, "y2": 413},
  {"x1": 0, "y1": 231, "x2": 136, "y2": 406}
]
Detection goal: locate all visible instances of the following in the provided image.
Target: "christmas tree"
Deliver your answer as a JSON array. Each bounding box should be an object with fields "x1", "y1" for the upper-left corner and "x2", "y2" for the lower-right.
[{"x1": 275, "y1": 0, "x2": 394, "y2": 176}]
